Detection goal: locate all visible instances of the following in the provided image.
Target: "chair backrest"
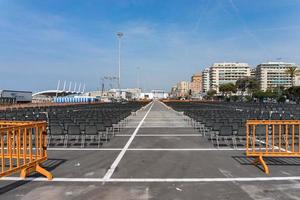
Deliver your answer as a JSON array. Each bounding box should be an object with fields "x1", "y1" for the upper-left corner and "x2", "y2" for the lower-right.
[
  {"x1": 219, "y1": 126, "x2": 233, "y2": 136},
  {"x1": 67, "y1": 125, "x2": 81, "y2": 135},
  {"x1": 85, "y1": 125, "x2": 98, "y2": 135}
]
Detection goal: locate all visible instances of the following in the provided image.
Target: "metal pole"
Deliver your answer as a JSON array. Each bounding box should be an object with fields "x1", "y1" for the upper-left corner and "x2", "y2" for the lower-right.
[
  {"x1": 118, "y1": 37, "x2": 121, "y2": 90},
  {"x1": 116, "y1": 32, "x2": 123, "y2": 98}
]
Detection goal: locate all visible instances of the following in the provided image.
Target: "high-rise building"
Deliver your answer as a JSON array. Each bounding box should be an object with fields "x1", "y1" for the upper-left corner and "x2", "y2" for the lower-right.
[
  {"x1": 202, "y1": 68, "x2": 210, "y2": 93},
  {"x1": 190, "y1": 73, "x2": 202, "y2": 95},
  {"x1": 250, "y1": 68, "x2": 257, "y2": 77},
  {"x1": 256, "y1": 62, "x2": 298, "y2": 91},
  {"x1": 209, "y1": 62, "x2": 251, "y2": 92},
  {"x1": 295, "y1": 75, "x2": 300, "y2": 86}
]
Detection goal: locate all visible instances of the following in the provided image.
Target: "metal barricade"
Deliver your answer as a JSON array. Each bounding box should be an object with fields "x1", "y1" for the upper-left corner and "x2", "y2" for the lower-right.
[
  {"x1": 246, "y1": 120, "x2": 300, "y2": 174},
  {"x1": 0, "y1": 121, "x2": 53, "y2": 180}
]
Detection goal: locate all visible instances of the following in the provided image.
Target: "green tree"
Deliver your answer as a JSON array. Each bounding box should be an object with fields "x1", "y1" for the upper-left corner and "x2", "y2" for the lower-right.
[
  {"x1": 219, "y1": 83, "x2": 237, "y2": 97},
  {"x1": 285, "y1": 66, "x2": 299, "y2": 87},
  {"x1": 235, "y1": 77, "x2": 260, "y2": 96},
  {"x1": 206, "y1": 89, "x2": 217, "y2": 99},
  {"x1": 284, "y1": 86, "x2": 300, "y2": 103},
  {"x1": 247, "y1": 78, "x2": 260, "y2": 94},
  {"x1": 235, "y1": 78, "x2": 247, "y2": 96}
]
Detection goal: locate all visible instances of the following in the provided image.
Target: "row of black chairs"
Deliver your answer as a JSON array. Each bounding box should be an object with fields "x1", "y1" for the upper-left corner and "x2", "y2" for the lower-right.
[
  {"x1": 166, "y1": 102, "x2": 300, "y2": 148},
  {"x1": 0, "y1": 102, "x2": 147, "y2": 147}
]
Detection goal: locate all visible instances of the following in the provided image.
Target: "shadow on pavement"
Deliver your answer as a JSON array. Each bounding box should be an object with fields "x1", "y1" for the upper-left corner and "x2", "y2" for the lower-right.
[{"x1": 0, "y1": 158, "x2": 66, "y2": 195}]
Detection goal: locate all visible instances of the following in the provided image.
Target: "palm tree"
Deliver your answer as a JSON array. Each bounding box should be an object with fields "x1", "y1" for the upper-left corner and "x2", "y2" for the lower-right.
[{"x1": 285, "y1": 66, "x2": 299, "y2": 87}]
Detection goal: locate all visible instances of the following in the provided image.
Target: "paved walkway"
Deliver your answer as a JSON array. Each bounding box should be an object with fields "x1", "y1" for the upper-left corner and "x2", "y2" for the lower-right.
[{"x1": 1, "y1": 100, "x2": 300, "y2": 200}]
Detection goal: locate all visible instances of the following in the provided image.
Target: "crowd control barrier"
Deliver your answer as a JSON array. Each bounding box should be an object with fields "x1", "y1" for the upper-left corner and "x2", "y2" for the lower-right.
[
  {"x1": 0, "y1": 121, "x2": 52, "y2": 180},
  {"x1": 246, "y1": 120, "x2": 300, "y2": 174}
]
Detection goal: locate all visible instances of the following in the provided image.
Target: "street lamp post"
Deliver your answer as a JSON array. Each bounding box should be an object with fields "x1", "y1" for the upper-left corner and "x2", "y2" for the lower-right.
[{"x1": 116, "y1": 32, "x2": 123, "y2": 97}]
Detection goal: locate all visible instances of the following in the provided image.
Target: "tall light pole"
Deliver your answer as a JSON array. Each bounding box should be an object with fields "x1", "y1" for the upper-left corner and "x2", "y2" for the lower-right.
[{"x1": 116, "y1": 32, "x2": 123, "y2": 95}]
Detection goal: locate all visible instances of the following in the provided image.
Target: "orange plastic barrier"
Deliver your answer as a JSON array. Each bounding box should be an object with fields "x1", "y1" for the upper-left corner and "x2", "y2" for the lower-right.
[
  {"x1": 246, "y1": 120, "x2": 300, "y2": 174},
  {"x1": 0, "y1": 121, "x2": 52, "y2": 180}
]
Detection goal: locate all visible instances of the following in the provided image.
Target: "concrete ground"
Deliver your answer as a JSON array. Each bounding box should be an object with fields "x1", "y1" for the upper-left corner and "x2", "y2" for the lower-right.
[{"x1": 1, "y1": 100, "x2": 300, "y2": 200}]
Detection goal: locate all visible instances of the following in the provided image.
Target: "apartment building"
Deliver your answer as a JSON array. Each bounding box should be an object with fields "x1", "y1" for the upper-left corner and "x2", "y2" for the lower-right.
[
  {"x1": 202, "y1": 68, "x2": 210, "y2": 93},
  {"x1": 256, "y1": 62, "x2": 298, "y2": 91},
  {"x1": 250, "y1": 68, "x2": 257, "y2": 77},
  {"x1": 209, "y1": 62, "x2": 251, "y2": 92},
  {"x1": 176, "y1": 81, "x2": 190, "y2": 98},
  {"x1": 190, "y1": 73, "x2": 202, "y2": 95}
]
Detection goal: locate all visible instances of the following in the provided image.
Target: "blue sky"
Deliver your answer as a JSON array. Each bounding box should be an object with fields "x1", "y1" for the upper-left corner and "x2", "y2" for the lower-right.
[{"x1": 1, "y1": 0, "x2": 300, "y2": 92}]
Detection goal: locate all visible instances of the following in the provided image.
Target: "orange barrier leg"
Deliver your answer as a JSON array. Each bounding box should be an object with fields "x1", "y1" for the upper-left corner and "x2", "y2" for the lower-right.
[
  {"x1": 253, "y1": 156, "x2": 269, "y2": 174},
  {"x1": 20, "y1": 164, "x2": 53, "y2": 180}
]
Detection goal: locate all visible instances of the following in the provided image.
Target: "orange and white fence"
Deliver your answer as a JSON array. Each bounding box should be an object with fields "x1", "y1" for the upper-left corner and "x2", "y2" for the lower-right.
[
  {"x1": 246, "y1": 120, "x2": 300, "y2": 174},
  {"x1": 0, "y1": 121, "x2": 52, "y2": 180}
]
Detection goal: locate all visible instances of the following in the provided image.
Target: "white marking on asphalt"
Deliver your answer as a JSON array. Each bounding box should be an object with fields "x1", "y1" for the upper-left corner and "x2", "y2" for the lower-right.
[
  {"x1": 48, "y1": 148, "x2": 123, "y2": 151},
  {"x1": 2, "y1": 176, "x2": 300, "y2": 182},
  {"x1": 116, "y1": 134, "x2": 202, "y2": 137},
  {"x1": 127, "y1": 148, "x2": 250, "y2": 151},
  {"x1": 48, "y1": 148, "x2": 268, "y2": 151},
  {"x1": 102, "y1": 101, "x2": 154, "y2": 180},
  {"x1": 255, "y1": 139, "x2": 291, "y2": 153}
]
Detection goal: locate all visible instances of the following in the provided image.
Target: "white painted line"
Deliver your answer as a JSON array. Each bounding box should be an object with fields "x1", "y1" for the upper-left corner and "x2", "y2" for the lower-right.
[
  {"x1": 126, "y1": 148, "x2": 249, "y2": 151},
  {"x1": 255, "y1": 139, "x2": 291, "y2": 153},
  {"x1": 126, "y1": 126, "x2": 191, "y2": 128},
  {"x1": 2, "y1": 176, "x2": 300, "y2": 183},
  {"x1": 116, "y1": 134, "x2": 202, "y2": 137},
  {"x1": 103, "y1": 101, "x2": 154, "y2": 180},
  {"x1": 47, "y1": 147, "x2": 267, "y2": 151},
  {"x1": 48, "y1": 148, "x2": 122, "y2": 151}
]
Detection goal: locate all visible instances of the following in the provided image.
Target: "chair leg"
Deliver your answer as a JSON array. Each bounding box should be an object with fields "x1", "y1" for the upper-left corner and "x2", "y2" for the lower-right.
[
  {"x1": 233, "y1": 137, "x2": 237, "y2": 149},
  {"x1": 81, "y1": 135, "x2": 85, "y2": 148},
  {"x1": 97, "y1": 133, "x2": 101, "y2": 148},
  {"x1": 216, "y1": 135, "x2": 219, "y2": 149},
  {"x1": 64, "y1": 135, "x2": 68, "y2": 147}
]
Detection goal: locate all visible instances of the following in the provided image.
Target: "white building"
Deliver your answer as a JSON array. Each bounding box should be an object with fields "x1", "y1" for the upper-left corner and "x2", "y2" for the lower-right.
[
  {"x1": 176, "y1": 81, "x2": 190, "y2": 98},
  {"x1": 295, "y1": 75, "x2": 300, "y2": 86},
  {"x1": 209, "y1": 62, "x2": 251, "y2": 92},
  {"x1": 140, "y1": 90, "x2": 168, "y2": 100},
  {"x1": 151, "y1": 90, "x2": 168, "y2": 99},
  {"x1": 256, "y1": 62, "x2": 298, "y2": 91},
  {"x1": 202, "y1": 68, "x2": 210, "y2": 93}
]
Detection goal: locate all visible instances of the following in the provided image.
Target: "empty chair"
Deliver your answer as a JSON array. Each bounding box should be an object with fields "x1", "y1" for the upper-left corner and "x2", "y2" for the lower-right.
[
  {"x1": 49, "y1": 125, "x2": 65, "y2": 147},
  {"x1": 213, "y1": 125, "x2": 234, "y2": 148},
  {"x1": 66, "y1": 125, "x2": 83, "y2": 147},
  {"x1": 82, "y1": 125, "x2": 103, "y2": 147}
]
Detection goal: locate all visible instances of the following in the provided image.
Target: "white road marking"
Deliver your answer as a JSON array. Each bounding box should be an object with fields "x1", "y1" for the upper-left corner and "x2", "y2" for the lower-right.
[
  {"x1": 127, "y1": 148, "x2": 249, "y2": 151},
  {"x1": 255, "y1": 138, "x2": 291, "y2": 153},
  {"x1": 48, "y1": 147, "x2": 267, "y2": 151},
  {"x1": 102, "y1": 101, "x2": 154, "y2": 180},
  {"x1": 48, "y1": 148, "x2": 123, "y2": 151},
  {"x1": 2, "y1": 176, "x2": 300, "y2": 182},
  {"x1": 115, "y1": 134, "x2": 202, "y2": 137}
]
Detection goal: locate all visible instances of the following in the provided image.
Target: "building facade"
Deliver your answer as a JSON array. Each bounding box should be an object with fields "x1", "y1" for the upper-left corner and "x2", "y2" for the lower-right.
[
  {"x1": 256, "y1": 62, "x2": 298, "y2": 91},
  {"x1": 176, "y1": 81, "x2": 190, "y2": 98},
  {"x1": 250, "y1": 68, "x2": 257, "y2": 77},
  {"x1": 202, "y1": 68, "x2": 210, "y2": 93},
  {"x1": 209, "y1": 62, "x2": 251, "y2": 92},
  {"x1": 295, "y1": 75, "x2": 300, "y2": 86},
  {"x1": 190, "y1": 73, "x2": 202, "y2": 95}
]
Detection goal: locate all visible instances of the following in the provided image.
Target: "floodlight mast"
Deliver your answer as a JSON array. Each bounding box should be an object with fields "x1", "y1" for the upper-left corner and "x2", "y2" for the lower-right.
[{"x1": 116, "y1": 32, "x2": 123, "y2": 97}]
